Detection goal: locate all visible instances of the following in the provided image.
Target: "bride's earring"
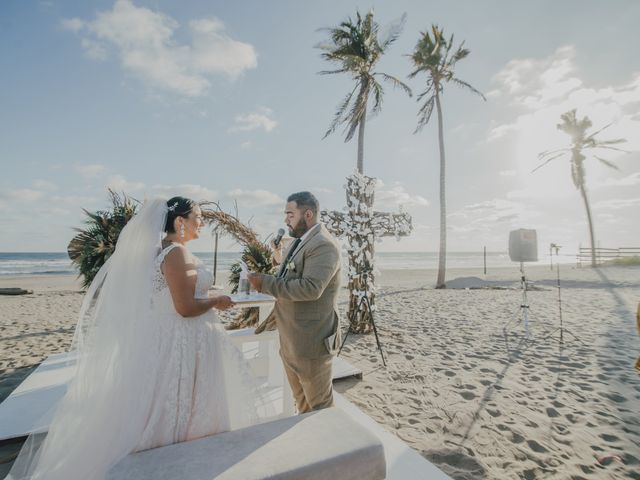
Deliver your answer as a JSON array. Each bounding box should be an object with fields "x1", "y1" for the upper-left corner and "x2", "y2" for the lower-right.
[{"x1": 180, "y1": 224, "x2": 185, "y2": 239}]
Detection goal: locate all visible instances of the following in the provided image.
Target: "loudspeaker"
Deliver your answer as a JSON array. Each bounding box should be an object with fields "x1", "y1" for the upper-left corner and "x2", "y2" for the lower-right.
[{"x1": 509, "y1": 229, "x2": 538, "y2": 262}]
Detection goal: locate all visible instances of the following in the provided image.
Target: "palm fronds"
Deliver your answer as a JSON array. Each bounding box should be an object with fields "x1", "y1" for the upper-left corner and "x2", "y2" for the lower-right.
[
  {"x1": 67, "y1": 190, "x2": 139, "y2": 288},
  {"x1": 318, "y1": 9, "x2": 411, "y2": 150},
  {"x1": 200, "y1": 201, "x2": 276, "y2": 330},
  {"x1": 409, "y1": 25, "x2": 485, "y2": 133}
]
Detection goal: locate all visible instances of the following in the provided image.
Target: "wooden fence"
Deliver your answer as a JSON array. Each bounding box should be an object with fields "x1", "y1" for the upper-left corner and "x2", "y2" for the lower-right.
[{"x1": 577, "y1": 247, "x2": 640, "y2": 266}]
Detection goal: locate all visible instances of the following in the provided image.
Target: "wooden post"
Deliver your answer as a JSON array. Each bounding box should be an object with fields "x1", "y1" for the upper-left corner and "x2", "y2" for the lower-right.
[
  {"x1": 212, "y1": 229, "x2": 219, "y2": 285},
  {"x1": 483, "y1": 246, "x2": 487, "y2": 275}
]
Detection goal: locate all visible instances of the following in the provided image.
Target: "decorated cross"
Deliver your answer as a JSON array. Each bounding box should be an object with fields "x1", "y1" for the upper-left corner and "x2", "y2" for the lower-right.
[{"x1": 321, "y1": 172, "x2": 412, "y2": 333}]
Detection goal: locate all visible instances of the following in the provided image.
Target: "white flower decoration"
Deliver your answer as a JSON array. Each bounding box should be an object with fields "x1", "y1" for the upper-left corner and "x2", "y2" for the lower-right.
[{"x1": 287, "y1": 261, "x2": 296, "y2": 272}]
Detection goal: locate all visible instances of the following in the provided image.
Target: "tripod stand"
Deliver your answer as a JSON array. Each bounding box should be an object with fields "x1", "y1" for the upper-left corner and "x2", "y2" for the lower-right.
[
  {"x1": 542, "y1": 244, "x2": 582, "y2": 345},
  {"x1": 338, "y1": 294, "x2": 387, "y2": 366},
  {"x1": 503, "y1": 262, "x2": 533, "y2": 338}
]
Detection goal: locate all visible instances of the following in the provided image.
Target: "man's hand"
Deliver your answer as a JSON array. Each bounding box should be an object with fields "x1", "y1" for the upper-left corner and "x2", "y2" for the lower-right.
[
  {"x1": 213, "y1": 295, "x2": 235, "y2": 311},
  {"x1": 248, "y1": 272, "x2": 263, "y2": 292},
  {"x1": 270, "y1": 239, "x2": 284, "y2": 265}
]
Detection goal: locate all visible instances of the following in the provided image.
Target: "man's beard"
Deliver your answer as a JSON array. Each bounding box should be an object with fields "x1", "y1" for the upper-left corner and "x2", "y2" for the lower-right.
[{"x1": 289, "y1": 218, "x2": 308, "y2": 238}]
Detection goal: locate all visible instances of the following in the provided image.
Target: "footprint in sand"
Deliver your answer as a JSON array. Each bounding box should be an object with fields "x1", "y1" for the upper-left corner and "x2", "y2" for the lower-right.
[
  {"x1": 599, "y1": 433, "x2": 620, "y2": 443},
  {"x1": 599, "y1": 391, "x2": 626, "y2": 403},
  {"x1": 546, "y1": 407, "x2": 560, "y2": 418},
  {"x1": 425, "y1": 449, "x2": 485, "y2": 478},
  {"x1": 527, "y1": 439, "x2": 548, "y2": 453},
  {"x1": 459, "y1": 391, "x2": 477, "y2": 401}
]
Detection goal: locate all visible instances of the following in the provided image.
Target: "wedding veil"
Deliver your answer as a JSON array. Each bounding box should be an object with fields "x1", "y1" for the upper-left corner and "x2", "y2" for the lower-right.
[{"x1": 8, "y1": 198, "x2": 169, "y2": 479}]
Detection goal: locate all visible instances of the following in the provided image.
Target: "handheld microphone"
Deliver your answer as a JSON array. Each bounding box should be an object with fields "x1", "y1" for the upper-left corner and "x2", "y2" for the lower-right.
[{"x1": 273, "y1": 228, "x2": 285, "y2": 247}]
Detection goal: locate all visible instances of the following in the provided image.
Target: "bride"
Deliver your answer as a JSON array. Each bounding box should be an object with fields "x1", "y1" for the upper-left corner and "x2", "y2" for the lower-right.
[{"x1": 8, "y1": 197, "x2": 269, "y2": 479}]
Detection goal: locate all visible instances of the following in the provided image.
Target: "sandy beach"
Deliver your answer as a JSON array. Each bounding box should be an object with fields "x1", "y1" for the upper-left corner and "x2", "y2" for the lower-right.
[{"x1": 1, "y1": 264, "x2": 639, "y2": 479}]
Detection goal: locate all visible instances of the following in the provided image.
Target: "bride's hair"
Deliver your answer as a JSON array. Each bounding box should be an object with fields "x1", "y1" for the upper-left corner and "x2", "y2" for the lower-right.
[{"x1": 165, "y1": 196, "x2": 195, "y2": 233}]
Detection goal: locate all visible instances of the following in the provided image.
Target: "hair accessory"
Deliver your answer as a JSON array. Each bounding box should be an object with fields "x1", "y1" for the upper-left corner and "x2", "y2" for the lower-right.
[{"x1": 168, "y1": 201, "x2": 179, "y2": 212}]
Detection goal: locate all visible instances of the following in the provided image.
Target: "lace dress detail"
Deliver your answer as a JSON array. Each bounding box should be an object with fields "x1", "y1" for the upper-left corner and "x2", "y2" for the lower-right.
[{"x1": 136, "y1": 245, "x2": 258, "y2": 451}]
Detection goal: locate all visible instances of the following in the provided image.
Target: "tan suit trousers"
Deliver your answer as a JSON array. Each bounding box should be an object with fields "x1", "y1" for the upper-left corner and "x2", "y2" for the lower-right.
[{"x1": 280, "y1": 353, "x2": 333, "y2": 414}]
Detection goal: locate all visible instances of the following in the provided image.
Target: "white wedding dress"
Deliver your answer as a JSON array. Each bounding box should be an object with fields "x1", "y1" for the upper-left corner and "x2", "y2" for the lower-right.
[
  {"x1": 8, "y1": 199, "x2": 269, "y2": 480},
  {"x1": 137, "y1": 244, "x2": 257, "y2": 450}
]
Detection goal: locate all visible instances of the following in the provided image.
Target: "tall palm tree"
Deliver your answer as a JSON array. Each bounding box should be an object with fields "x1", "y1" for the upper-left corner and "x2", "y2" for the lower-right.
[
  {"x1": 535, "y1": 109, "x2": 626, "y2": 267},
  {"x1": 408, "y1": 25, "x2": 485, "y2": 288},
  {"x1": 318, "y1": 9, "x2": 411, "y2": 172}
]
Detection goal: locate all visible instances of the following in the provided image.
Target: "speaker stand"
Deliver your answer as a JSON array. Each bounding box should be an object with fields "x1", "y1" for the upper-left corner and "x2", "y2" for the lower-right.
[
  {"x1": 541, "y1": 255, "x2": 583, "y2": 346},
  {"x1": 503, "y1": 262, "x2": 533, "y2": 339}
]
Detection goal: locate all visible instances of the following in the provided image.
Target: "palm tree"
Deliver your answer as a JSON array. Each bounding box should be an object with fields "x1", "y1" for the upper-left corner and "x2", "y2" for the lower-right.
[
  {"x1": 318, "y1": 9, "x2": 411, "y2": 172},
  {"x1": 535, "y1": 109, "x2": 626, "y2": 267},
  {"x1": 408, "y1": 25, "x2": 485, "y2": 289}
]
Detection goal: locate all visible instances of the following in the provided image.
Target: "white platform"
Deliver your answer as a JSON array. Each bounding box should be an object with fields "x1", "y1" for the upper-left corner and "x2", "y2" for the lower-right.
[
  {"x1": 0, "y1": 346, "x2": 360, "y2": 441},
  {"x1": 0, "y1": 329, "x2": 447, "y2": 479},
  {"x1": 0, "y1": 362, "x2": 449, "y2": 479}
]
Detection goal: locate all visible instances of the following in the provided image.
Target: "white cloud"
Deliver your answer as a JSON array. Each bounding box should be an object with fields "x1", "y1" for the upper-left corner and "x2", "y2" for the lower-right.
[
  {"x1": 374, "y1": 182, "x2": 429, "y2": 210},
  {"x1": 594, "y1": 171, "x2": 640, "y2": 188},
  {"x1": 44, "y1": 207, "x2": 72, "y2": 216},
  {"x1": 107, "y1": 175, "x2": 145, "y2": 191},
  {"x1": 75, "y1": 163, "x2": 106, "y2": 177},
  {"x1": 62, "y1": 0, "x2": 257, "y2": 97},
  {"x1": 0, "y1": 189, "x2": 45, "y2": 203},
  {"x1": 226, "y1": 189, "x2": 284, "y2": 206},
  {"x1": 593, "y1": 197, "x2": 640, "y2": 210},
  {"x1": 487, "y1": 123, "x2": 518, "y2": 142},
  {"x1": 489, "y1": 46, "x2": 640, "y2": 153},
  {"x1": 240, "y1": 141, "x2": 252, "y2": 150},
  {"x1": 33, "y1": 179, "x2": 57, "y2": 190},
  {"x1": 229, "y1": 107, "x2": 277, "y2": 133},
  {"x1": 449, "y1": 198, "x2": 543, "y2": 235},
  {"x1": 489, "y1": 46, "x2": 582, "y2": 108},
  {"x1": 486, "y1": 46, "x2": 639, "y2": 204},
  {"x1": 0, "y1": 189, "x2": 46, "y2": 212},
  {"x1": 50, "y1": 195, "x2": 99, "y2": 206},
  {"x1": 150, "y1": 184, "x2": 218, "y2": 201},
  {"x1": 81, "y1": 38, "x2": 108, "y2": 61},
  {"x1": 188, "y1": 18, "x2": 258, "y2": 78},
  {"x1": 61, "y1": 17, "x2": 85, "y2": 33}
]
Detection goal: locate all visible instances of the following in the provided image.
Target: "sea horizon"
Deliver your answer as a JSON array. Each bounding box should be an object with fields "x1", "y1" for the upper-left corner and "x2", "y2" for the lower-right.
[{"x1": 0, "y1": 250, "x2": 577, "y2": 276}]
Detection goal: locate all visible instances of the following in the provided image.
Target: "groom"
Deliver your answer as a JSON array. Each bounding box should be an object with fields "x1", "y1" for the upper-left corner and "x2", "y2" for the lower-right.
[{"x1": 248, "y1": 191, "x2": 342, "y2": 413}]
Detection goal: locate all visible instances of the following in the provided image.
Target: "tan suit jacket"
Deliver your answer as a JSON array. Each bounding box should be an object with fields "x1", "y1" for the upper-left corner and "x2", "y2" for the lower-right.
[{"x1": 261, "y1": 224, "x2": 342, "y2": 359}]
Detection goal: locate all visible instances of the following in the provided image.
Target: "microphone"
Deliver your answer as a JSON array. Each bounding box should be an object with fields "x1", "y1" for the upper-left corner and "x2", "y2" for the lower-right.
[{"x1": 273, "y1": 228, "x2": 285, "y2": 247}]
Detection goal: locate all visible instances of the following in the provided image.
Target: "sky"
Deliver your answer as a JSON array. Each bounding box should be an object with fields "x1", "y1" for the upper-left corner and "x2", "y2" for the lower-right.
[{"x1": 1, "y1": 0, "x2": 638, "y2": 255}]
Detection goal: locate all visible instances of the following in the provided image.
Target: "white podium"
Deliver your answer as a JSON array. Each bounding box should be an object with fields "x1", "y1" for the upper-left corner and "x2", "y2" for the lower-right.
[{"x1": 227, "y1": 293, "x2": 295, "y2": 418}]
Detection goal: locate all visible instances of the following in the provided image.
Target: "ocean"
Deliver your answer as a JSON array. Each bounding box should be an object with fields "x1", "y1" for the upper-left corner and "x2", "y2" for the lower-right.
[{"x1": 0, "y1": 251, "x2": 570, "y2": 277}]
